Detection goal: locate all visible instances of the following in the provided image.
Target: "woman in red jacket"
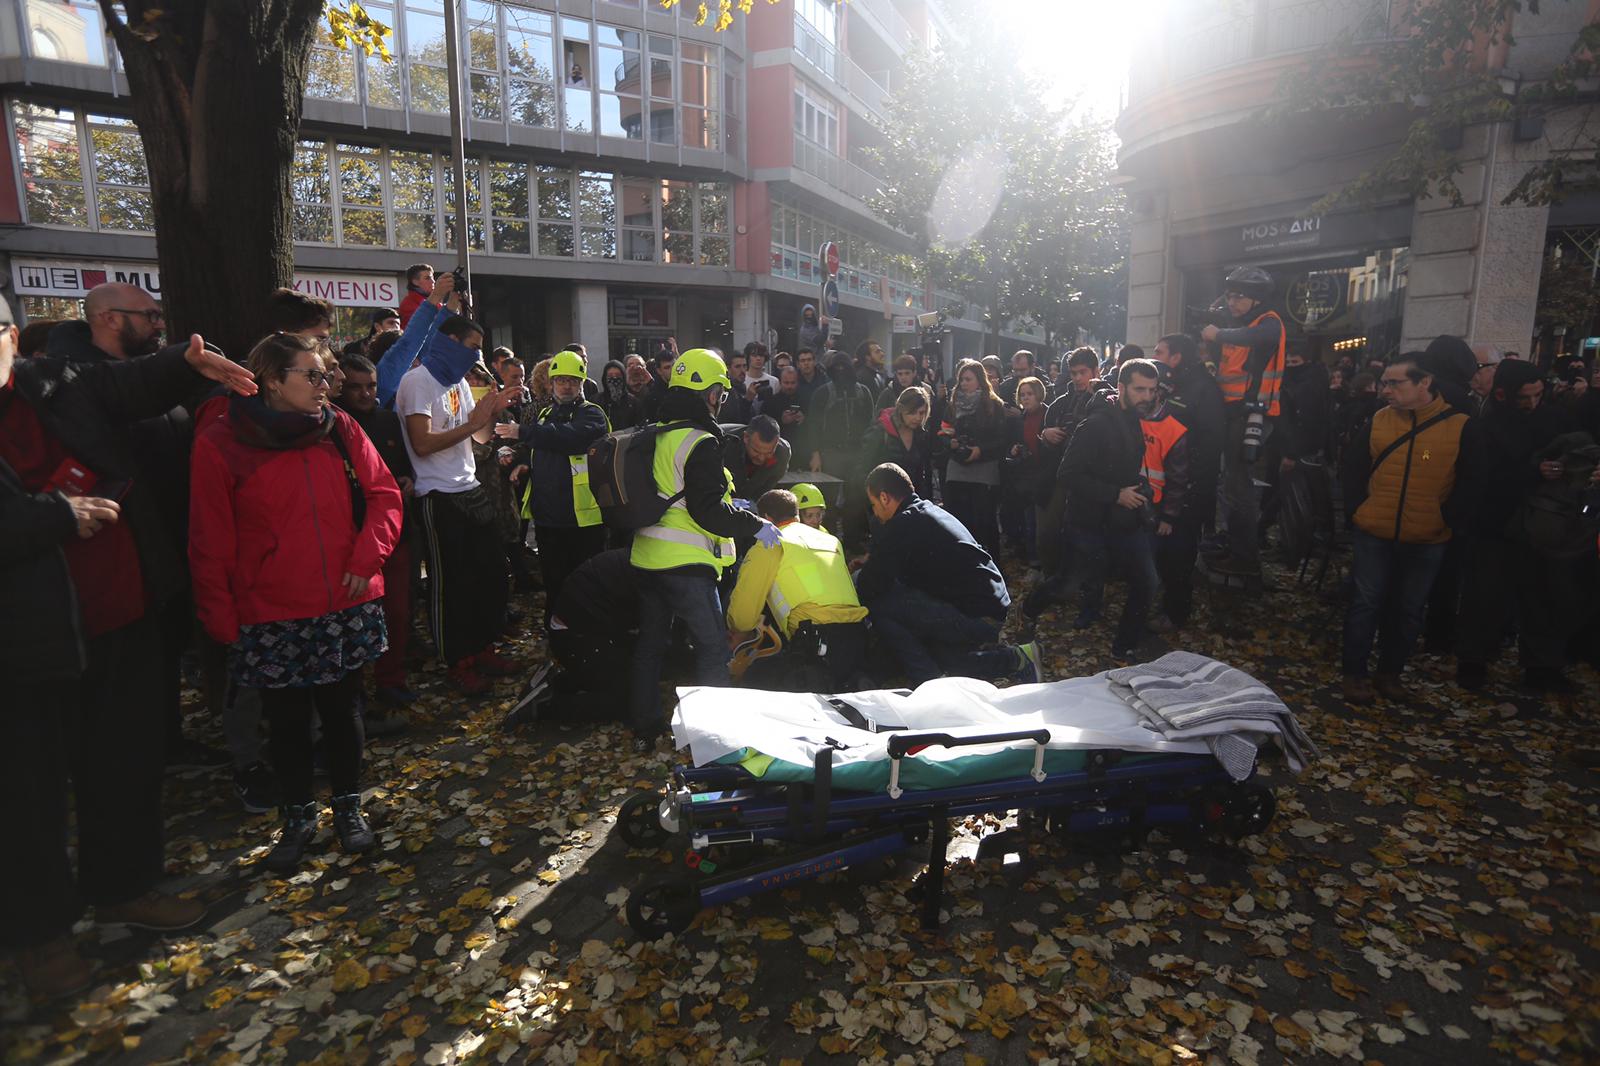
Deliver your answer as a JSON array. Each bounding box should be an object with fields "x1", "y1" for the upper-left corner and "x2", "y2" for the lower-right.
[{"x1": 190, "y1": 333, "x2": 403, "y2": 872}]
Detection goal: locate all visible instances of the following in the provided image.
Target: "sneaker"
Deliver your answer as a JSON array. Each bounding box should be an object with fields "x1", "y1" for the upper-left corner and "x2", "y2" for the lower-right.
[
  {"x1": 263, "y1": 802, "x2": 320, "y2": 874},
  {"x1": 449, "y1": 661, "x2": 491, "y2": 696},
  {"x1": 375, "y1": 685, "x2": 418, "y2": 708},
  {"x1": 1342, "y1": 676, "x2": 1375, "y2": 705},
  {"x1": 17, "y1": 937, "x2": 94, "y2": 999},
  {"x1": 166, "y1": 737, "x2": 230, "y2": 772},
  {"x1": 474, "y1": 648, "x2": 521, "y2": 677},
  {"x1": 331, "y1": 794, "x2": 376, "y2": 853},
  {"x1": 1072, "y1": 608, "x2": 1101, "y2": 630},
  {"x1": 233, "y1": 762, "x2": 279, "y2": 814},
  {"x1": 363, "y1": 707, "x2": 409, "y2": 739},
  {"x1": 96, "y1": 890, "x2": 205, "y2": 932},
  {"x1": 1373, "y1": 672, "x2": 1411, "y2": 703},
  {"x1": 1011, "y1": 642, "x2": 1044, "y2": 685}
]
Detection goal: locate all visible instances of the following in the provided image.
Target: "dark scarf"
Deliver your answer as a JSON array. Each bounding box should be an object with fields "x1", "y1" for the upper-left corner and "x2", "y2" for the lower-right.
[{"x1": 230, "y1": 394, "x2": 335, "y2": 450}]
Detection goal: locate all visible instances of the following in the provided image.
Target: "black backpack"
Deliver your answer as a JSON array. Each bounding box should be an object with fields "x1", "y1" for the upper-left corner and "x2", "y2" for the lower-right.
[
  {"x1": 1516, "y1": 431, "x2": 1600, "y2": 559},
  {"x1": 586, "y1": 420, "x2": 699, "y2": 530}
]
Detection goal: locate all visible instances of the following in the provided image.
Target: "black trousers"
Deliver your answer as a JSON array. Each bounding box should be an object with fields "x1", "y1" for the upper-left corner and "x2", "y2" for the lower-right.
[
  {"x1": 1, "y1": 617, "x2": 166, "y2": 947},
  {"x1": 1154, "y1": 512, "x2": 1203, "y2": 625},
  {"x1": 944, "y1": 482, "x2": 1000, "y2": 561},
  {"x1": 534, "y1": 523, "x2": 607, "y2": 621},
  {"x1": 1456, "y1": 535, "x2": 1576, "y2": 674},
  {"x1": 419, "y1": 491, "x2": 509, "y2": 665},
  {"x1": 742, "y1": 621, "x2": 868, "y2": 691},
  {"x1": 547, "y1": 628, "x2": 633, "y2": 717},
  {"x1": 261, "y1": 670, "x2": 365, "y2": 805}
]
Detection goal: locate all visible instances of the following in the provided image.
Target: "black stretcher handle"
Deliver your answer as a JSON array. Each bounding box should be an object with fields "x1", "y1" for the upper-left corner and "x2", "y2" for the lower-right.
[{"x1": 886, "y1": 729, "x2": 1052, "y2": 759}]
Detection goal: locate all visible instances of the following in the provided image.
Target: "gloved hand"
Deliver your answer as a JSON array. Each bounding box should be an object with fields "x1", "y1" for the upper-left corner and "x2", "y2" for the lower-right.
[
  {"x1": 754, "y1": 520, "x2": 782, "y2": 549},
  {"x1": 730, "y1": 498, "x2": 752, "y2": 512}
]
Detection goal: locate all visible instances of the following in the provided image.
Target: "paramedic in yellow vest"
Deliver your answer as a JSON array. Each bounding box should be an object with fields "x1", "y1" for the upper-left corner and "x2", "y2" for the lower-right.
[
  {"x1": 494, "y1": 350, "x2": 609, "y2": 618},
  {"x1": 628, "y1": 348, "x2": 779, "y2": 749},
  {"x1": 1200, "y1": 266, "x2": 1286, "y2": 578},
  {"x1": 726, "y1": 489, "x2": 868, "y2": 690}
]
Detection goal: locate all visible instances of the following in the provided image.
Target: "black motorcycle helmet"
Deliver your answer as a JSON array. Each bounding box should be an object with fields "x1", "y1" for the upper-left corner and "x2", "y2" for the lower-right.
[{"x1": 1222, "y1": 266, "x2": 1274, "y2": 302}]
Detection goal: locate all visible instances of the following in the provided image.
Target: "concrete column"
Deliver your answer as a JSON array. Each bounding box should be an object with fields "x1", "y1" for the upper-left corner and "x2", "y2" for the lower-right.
[
  {"x1": 1125, "y1": 188, "x2": 1171, "y2": 347},
  {"x1": 1401, "y1": 124, "x2": 1548, "y2": 354},
  {"x1": 571, "y1": 283, "x2": 609, "y2": 376},
  {"x1": 733, "y1": 288, "x2": 767, "y2": 350}
]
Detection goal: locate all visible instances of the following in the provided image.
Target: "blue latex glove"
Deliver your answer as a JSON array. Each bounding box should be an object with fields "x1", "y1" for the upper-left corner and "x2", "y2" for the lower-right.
[
  {"x1": 754, "y1": 520, "x2": 782, "y2": 549},
  {"x1": 730, "y1": 498, "x2": 752, "y2": 512}
]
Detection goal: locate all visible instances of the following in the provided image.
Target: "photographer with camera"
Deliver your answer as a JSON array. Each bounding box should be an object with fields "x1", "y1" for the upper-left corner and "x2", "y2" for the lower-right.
[
  {"x1": 1056, "y1": 359, "x2": 1171, "y2": 659},
  {"x1": 1199, "y1": 266, "x2": 1287, "y2": 579}
]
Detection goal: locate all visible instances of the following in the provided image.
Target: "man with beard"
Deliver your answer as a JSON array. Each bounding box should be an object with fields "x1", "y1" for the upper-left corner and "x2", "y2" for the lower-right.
[
  {"x1": 46, "y1": 284, "x2": 229, "y2": 771},
  {"x1": 1058, "y1": 359, "x2": 1169, "y2": 659}
]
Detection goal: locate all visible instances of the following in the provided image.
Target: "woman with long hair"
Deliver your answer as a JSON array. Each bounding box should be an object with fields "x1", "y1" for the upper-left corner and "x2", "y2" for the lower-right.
[
  {"x1": 860, "y1": 384, "x2": 934, "y2": 498},
  {"x1": 189, "y1": 333, "x2": 404, "y2": 873},
  {"x1": 939, "y1": 359, "x2": 1009, "y2": 559}
]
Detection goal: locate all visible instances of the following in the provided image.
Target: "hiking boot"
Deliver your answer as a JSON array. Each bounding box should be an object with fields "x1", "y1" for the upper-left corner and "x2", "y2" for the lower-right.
[
  {"x1": 96, "y1": 890, "x2": 205, "y2": 932},
  {"x1": 1523, "y1": 668, "x2": 1576, "y2": 695},
  {"x1": 166, "y1": 737, "x2": 230, "y2": 773},
  {"x1": 1456, "y1": 662, "x2": 1488, "y2": 693},
  {"x1": 263, "y1": 802, "x2": 321, "y2": 874},
  {"x1": 1373, "y1": 673, "x2": 1411, "y2": 703},
  {"x1": 449, "y1": 661, "x2": 491, "y2": 696},
  {"x1": 17, "y1": 936, "x2": 93, "y2": 999},
  {"x1": 233, "y1": 761, "x2": 279, "y2": 814},
  {"x1": 1011, "y1": 642, "x2": 1044, "y2": 685},
  {"x1": 331, "y1": 794, "x2": 376, "y2": 854},
  {"x1": 474, "y1": 648, "x2": 521, "y2": 677},
  {"x1": 1342, "y1": 676, "x2": 1375, "y2": 705}
]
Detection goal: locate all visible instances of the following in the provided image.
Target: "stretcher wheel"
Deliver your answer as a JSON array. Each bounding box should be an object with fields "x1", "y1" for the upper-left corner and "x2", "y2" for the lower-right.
[
  {"x1": 618, "y1": 791, "x2": 671, "y2": 848},
  {"x1": 626, "y1": 878, "x2": 700, "y2": 937},
  {"x1": 1219, "y1": 787, "x2": 1275, "y2": 838}
]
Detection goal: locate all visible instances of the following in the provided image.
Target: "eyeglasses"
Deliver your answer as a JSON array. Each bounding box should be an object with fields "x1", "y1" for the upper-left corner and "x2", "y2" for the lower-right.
[
  {"x1": 284, "y1": 368, "x2": 335, "y2": 387},
  {"x1": 1378, "y1": 377, "x2": 1410, "y2": 389},
  {"x1": 110, "y1": 307, "x2": 164, "y2": 323}
]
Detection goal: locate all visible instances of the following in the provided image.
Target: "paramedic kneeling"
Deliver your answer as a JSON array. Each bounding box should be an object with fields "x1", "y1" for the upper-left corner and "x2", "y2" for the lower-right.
[
  {"x1": 629, "y1": 348, "x2": 777, "y2": 749},
  {"x1": 726, "y1": 489, "x2": 868, "y2": 690},
  {"x1": 856, "y1": 463, "x2": 1041, "y2": 686}
]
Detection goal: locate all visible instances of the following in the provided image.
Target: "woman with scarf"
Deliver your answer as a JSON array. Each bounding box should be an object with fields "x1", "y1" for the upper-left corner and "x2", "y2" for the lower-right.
[
  {"x1": 939, "y1": 359, "x2": 1010, "y2": 561},
  {"x1": 598, "y1": 358, "x2": 643, "y2": 431},
  {"x1": 189, "y1": 333, "x2": 404, "y2": 873}
]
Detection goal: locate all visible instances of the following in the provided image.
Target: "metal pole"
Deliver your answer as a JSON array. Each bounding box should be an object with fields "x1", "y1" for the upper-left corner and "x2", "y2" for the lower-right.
[{"x1": 443, "y1": 0, "x2": 472, "y2": 304}]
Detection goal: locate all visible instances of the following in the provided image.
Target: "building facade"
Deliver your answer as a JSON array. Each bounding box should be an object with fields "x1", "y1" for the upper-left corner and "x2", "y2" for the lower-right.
[
  {"x1": 0, "y1": 0, "x2": 1040, "y2": 371},
  {"x1": 1116, "y1": 0, "x2": 1600, "y2": 365}
]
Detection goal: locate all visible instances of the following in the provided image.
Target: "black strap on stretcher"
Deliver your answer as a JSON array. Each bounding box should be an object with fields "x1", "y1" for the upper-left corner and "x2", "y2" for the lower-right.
[
  {"x1": 786, "y1": 741, "x2": 844, "y2": 839},
  {"x1": 826, "y1": 697, "x2": 905, "y2": 733}
]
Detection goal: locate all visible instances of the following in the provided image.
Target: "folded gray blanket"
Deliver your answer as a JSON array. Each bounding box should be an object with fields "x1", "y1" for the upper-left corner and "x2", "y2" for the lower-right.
[{"x1": 1107, "y1": 651, "x2": 1318, "y2": 778}]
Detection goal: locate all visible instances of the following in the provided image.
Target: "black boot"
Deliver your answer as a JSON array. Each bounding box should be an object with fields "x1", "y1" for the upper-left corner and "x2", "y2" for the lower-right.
[
  {"x1": 331, "y1": 793, "x2": 376, "y2": 853},
  {"x1": 263, "y1": 802, "x2": 319, "y2": 874}
]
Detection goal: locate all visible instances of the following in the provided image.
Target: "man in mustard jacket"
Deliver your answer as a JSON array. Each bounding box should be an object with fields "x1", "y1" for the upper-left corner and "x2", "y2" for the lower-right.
[{"x1": 1339, "y1": 353, "x2": 1479, "y2": 704}]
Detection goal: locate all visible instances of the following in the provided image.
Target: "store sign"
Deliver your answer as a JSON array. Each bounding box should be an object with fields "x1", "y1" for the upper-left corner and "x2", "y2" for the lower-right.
[
  {"x1": 13, "y1": 259, "x2": 399, "y2": 307},
  {"x1": 892, "y1": 314, "x2": 919, "y2": 334},
  {"x1": 1240, "y1": 215, "x2": 1323, "y2": 254},
  {"x1": 610, "y1": 296, "x2": 642, "y2": 326},
  {"x1": 1286, "y1": 272, "x2": 1345, "y2": 328}
]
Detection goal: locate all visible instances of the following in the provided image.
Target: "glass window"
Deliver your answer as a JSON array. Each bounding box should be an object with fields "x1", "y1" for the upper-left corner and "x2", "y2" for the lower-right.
[
  {"x1": 23, "y1": 1, "x2": 112, "y2": 67},
  {"x1": 363, "y1": 1, "x2": 402, "y2": 108},
  {"x1": 597, "y1": 24, "x2": 642, "y2": 140},
  {"x1": 13, "y1": 101, "x2": 88, "y2": 227},
  {"x1": 466, "y1": 0, "x2": 503, "y2": 120},
  {"x1": 336, "y1": 143, "x2": 386, "y2": 245},
  {"x1": 723, "y1": 55, "x2": 742, "y2": 158},
  {"x1": 537, "y1": 164, "x2": 574, "y2": 257},
  {"x1": 389, "y1": 149, "x2": 438, "y2": 249},
  {"x1": 86, "y1": 112, "x2": 151, "y2": 232},
  {"x1": 680, "y1": 42, "x2": 719, "y2": 150},
  {"x1": 307, "y1": 36, "x2": 358, "y2": 102},
  {"x1": 579, "y1": 171, "x2": 616, "y2": 259},
  {"x1": 292, "y1": 140, "x2": 334, "y2": 244},
  {"x1": 489, "y1": 158, "x2": 530, "y2": 254},
  {"x1": 505, "y1": 6, "x2": 556, "y2": 127},
  {"x1": 795, "y1": 0, "x2": 838, "y2": 41},
  {"x1": 406, "y1": 2, "x2": 449, "y2": 113},
  {"x1": 442, "y1": 155, "x2": 486, "y2": 251},
  {"x1": 661, "y1": 180, "x2": 694, "y2": 265}
]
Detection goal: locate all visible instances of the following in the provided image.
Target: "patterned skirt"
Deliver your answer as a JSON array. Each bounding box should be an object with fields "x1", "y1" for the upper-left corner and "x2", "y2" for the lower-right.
[{"x1": 230, "y1": 601, "x2": 388, "y2": 689}]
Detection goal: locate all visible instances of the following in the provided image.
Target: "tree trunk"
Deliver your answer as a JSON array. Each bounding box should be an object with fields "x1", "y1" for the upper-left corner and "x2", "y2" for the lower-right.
[{"x1": 101, "y1": 2, "x2": 323, "y2": 364}]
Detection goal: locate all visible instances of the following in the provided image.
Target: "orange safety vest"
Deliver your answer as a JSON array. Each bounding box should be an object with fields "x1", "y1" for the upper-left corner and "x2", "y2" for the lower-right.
[
  {"x1": 1217, "y1": 309, "x2": 1286, "y2": 416},
  {"x1": 1140, "y1": 412, "x2": 1188, "y2": 504}
]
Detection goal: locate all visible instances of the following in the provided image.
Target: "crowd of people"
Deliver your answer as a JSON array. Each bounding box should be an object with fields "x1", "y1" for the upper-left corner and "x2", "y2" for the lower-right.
[{"x1": 4, "y1": 258, "x2": 1597, "y2": 998}]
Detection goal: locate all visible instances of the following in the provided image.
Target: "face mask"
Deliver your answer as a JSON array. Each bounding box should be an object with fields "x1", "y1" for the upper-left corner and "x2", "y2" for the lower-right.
[{"x1": 470, "y1": 385, "x2": 490, "y2": 403}]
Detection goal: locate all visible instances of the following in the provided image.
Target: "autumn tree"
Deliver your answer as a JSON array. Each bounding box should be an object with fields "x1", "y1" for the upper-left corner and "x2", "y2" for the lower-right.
[
  {"x1": 1271, "y1": 0, "x2": 1600, "y2": 211},
  {"x1": 866, "y1": 12, "x2": 1128, "y2": 351}
]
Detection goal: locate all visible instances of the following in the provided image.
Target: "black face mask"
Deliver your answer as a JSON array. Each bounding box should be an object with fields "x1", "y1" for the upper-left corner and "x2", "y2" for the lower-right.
[{"x1": 604, "y1": 375, "x2": 626, "y2": 399}]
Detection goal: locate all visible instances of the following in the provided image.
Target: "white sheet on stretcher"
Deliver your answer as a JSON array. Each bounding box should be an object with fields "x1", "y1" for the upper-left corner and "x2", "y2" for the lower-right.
[{"x1": 671, "y1": 675, "x2": 1252, "y2": 789}]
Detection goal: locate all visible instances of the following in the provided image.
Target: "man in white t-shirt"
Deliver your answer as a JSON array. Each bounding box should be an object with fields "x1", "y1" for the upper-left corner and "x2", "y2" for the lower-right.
[{"x1": 398, "y1": 316, "x2": 522, "y2": 694}]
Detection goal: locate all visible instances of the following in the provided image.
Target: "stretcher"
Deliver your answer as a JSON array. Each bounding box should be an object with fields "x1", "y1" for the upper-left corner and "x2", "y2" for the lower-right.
[{"x1": 619, "y1": 673, "x2": 1296, "y2": 937}]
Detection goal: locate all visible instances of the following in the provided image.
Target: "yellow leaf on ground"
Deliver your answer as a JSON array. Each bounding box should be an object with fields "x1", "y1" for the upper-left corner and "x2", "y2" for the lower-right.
[{"x1": 332, "y1": 958, "x2": 371, "y2": 993}]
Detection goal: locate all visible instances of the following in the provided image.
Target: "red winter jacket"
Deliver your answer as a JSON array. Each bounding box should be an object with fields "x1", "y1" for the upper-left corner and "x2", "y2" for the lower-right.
[{"x1": 189, "y1": 406, "x2": 404, "y2": 644}]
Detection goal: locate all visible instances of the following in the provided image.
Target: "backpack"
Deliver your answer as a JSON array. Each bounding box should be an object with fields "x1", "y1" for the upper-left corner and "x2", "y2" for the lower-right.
[
  {"x1": 1515, "y1": 431, "x2": 1600, "y2": 559},
  {"x1": 585, "y1": 420, "x2": 698, "y2": 530}
]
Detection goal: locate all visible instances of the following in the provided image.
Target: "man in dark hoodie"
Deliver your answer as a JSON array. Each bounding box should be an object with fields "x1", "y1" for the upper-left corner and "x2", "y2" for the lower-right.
[
  {"x1": 1454, "y1": 360, "x2": 1583, "y2": 693},
  {"x1": 628, "y1": 349, "x2": 777, "y2": 749},
  {"x1": 798, "y1": 303, "x2": 829, "y2": 355},
  {"x1": 47, "y1": 284, "x2": 228, "y2": 771},
  {"x1": 1417, "y1": 334, "x2": 1480, "y2": 653}
]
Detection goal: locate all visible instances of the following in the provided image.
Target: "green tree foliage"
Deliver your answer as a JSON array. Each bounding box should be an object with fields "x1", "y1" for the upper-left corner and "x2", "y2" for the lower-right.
[
  {"x1": 865, "y1": 9, "x2": 1128, "y2": 346},
  {"x1": 1272, "y1": 0, "x2": 1600, "y2": 210}
]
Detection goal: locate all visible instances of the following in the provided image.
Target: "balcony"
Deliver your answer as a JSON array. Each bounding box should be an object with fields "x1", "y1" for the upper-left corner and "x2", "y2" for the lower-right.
[
  {"x1": 852, "y1": 0, "x2": 917, "y2": 50},
  {"x1": 793, "y1": 15, "x2": 892, "y2": 119},
  {"x1": 794, "y1": 133, "x2": 885, "y2": 204},
  {"x1": 843, "y1": 54, "x2": 891, "y2": 118}
]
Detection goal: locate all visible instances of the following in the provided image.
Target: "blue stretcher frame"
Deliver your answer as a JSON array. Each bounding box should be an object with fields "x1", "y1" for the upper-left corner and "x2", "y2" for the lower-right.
[{"x1": 623, "y1": 730, "x2": 1276, "y2": 937}]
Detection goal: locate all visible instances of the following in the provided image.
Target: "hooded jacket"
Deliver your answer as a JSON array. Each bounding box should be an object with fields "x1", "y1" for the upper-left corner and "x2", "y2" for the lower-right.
[
  {"x1": 1459, "y1": 360, "x2": 1577, "y2": 539},
  {"x1": 859, "y1": 408, "x2": 933, "y2": 497},
  {"x1": 1161, "y1": 358, "x2": 1225, "y2": 504},
  {"x1": 1060, "y1": 397, "x2": 1149, "y2": 533}
]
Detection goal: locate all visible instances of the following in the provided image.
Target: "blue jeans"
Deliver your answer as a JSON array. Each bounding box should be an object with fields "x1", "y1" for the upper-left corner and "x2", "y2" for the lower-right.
[
  {"x1": 629, "y1": 567, "x2": 729, "y2": 733},
  {"x1": 1068, "y1": 526, "x2": 1159, "y2": 651},
  {"x1": 865, "y1": 582, "x2": 1012, "y2": 685},
  {"x1": 1341, "y1": 531, "x2": 1446, "y2": 677}
]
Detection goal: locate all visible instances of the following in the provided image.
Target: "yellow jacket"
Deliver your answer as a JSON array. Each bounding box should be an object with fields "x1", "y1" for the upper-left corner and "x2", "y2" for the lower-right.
[
  {"x1": 726, "y1": 521, "x2": 867, "y2": 637},
  {"x1": 1353, "y1": 394, "x2": 1467, "y2": 545}
]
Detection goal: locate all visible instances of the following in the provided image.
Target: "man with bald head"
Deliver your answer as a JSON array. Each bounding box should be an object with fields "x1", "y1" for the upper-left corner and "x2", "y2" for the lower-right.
[{"x1": 48, "y1": 283, "x2": 231, "y2": 772}]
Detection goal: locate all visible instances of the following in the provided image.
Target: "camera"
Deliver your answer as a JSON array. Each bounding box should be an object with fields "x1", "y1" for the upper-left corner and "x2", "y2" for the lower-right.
[
  {"x1": 451, "y1": 266, "x2": 469, "y2": 294},
  {"x1": 1188, "y1": 298, "x2": 1233, "y2": 330}
]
